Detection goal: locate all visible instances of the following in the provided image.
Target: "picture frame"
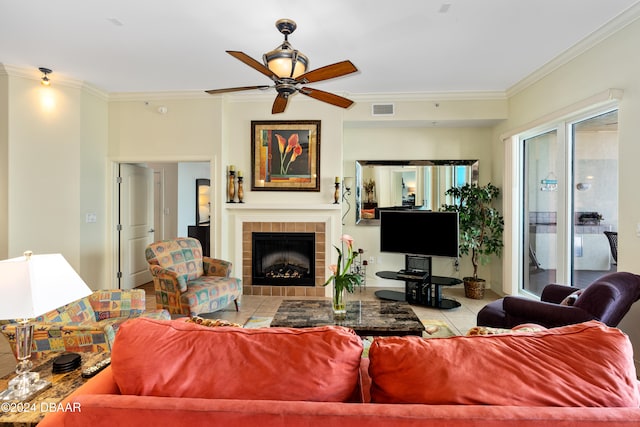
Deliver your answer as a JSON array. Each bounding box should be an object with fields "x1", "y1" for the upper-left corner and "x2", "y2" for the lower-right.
[{"x1": 251, "y1": 120, "x2": 321, "y2": 191}]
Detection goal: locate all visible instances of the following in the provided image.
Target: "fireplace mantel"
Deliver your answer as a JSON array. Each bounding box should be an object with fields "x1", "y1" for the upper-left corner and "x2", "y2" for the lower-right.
[{"x1": 226, "y1": 203, "x2": 341, "y2": 211}]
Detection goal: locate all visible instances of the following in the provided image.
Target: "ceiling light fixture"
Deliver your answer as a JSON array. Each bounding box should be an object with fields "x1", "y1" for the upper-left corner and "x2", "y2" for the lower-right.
[
  {"x1": 263, "y1": 19, "x2": 309, "y2": 80},
  {"x1": 39, "y1": 67, "x2": 52, "y2": 86}
]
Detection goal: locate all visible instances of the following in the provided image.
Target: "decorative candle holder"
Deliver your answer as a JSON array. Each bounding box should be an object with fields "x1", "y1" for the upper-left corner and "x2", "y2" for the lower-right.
[
  {"x1": 228, "y1": 168, "x2": 236, "y2": 203},
  {"x1": 333, "y1": 181, "x2": 340, "y2": 204},
  {"x1": 237, "y1": 175, "x2": 244, "y2": 203}
]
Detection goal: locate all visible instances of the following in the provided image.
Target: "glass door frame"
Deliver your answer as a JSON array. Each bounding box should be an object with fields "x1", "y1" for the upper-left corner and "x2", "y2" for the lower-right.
[
  {"x1": 519, "y1": 124, "x2": 571, "y2": 296},
  {"x1": 507, "y1": 101, "x2": 619, "y2": 297}
]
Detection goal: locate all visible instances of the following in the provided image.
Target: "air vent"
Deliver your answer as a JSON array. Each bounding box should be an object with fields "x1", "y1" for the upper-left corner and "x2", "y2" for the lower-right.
[{"x1": 372, "y1": 103, "x2": 395, "y2": 116}]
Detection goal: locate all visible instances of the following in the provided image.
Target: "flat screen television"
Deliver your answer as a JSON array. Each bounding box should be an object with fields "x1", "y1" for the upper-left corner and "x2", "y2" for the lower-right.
[{"x1": 379, "y1": 210, "x2": 459, "y2": 258}]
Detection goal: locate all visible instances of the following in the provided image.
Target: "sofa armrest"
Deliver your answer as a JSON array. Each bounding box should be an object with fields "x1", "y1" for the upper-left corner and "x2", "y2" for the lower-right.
[
  {"x1": 503, "y1": 296, "x2": 595, "y2": 327},
  {"x1": 89, "y1": 289, "x2": 146, "y2": 321},
  {"x1": 541, "y1": 284, "x2": 581, "y2": 304},
  {"x1": 148, "y1": 264, "x2": 178, "y2": 279},
  {"x1": 148, "y1": 266, "x2": 183, "y2": 292},
  {"x1": 38, "y1": 367, "x2": 119, "y2": 427},
  {"x1": 1, "y1": 323, "x2": 110, "y2": 358},
  {"x1": 203, "y1": 257, "x2": 232, "y2": 278}
]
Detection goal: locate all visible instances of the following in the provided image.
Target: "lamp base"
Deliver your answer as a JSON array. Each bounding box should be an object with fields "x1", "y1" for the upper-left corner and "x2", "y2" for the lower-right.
[{"x1": 0, "y1": 371, "x2": 51, "y2": 401}]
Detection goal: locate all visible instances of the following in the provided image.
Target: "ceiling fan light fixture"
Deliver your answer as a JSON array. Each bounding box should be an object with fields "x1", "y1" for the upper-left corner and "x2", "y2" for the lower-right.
[
  {"x1": 263, "y1": 19, "x2": 308, "y2": 79},
  {"x1": 264, "y1": 44, "x2": 308, "y2": 79}
]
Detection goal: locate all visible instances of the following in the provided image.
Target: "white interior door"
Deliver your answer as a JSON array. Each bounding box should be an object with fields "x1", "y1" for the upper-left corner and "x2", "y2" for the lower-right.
[{"x1": 119, "y1": 164, "x2": 154, "y2": 290}]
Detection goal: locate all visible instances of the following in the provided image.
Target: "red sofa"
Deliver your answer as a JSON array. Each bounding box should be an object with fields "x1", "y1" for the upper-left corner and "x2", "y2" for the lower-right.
[{"x1": 39, "y1": 319, "x2": 640, "y2": 427}]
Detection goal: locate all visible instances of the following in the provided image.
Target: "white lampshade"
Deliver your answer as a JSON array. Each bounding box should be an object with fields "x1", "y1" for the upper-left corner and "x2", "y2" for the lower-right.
[
  {"x1": 343, "y1": 177, "x2": 354, "y2": 190},
  {"x1": 0, "y1": 253, "x2": 92, "y2": 320}
]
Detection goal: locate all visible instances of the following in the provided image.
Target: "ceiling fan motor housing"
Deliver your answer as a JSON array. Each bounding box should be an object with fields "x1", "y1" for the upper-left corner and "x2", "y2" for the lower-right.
[{"x1": 275, "y1": 19, "x2": 297, "y2": 35}]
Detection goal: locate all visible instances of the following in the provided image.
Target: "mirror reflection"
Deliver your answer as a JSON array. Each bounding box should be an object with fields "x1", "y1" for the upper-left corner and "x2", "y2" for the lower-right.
[
  {"x1": 354, "y1": 160, "x2": 479, "y2": 225},
  {"x1": 196, "y1": 178, "x2": 211, "y2": 225}
]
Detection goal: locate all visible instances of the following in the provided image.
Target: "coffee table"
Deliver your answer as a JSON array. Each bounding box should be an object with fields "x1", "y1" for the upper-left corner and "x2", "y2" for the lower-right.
[{"x1": 270, "y1": 299, "x2": 425, "y2": 336}]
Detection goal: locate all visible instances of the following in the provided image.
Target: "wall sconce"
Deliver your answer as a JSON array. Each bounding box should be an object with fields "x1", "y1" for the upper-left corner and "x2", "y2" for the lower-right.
[
  {"x1": 341, "y1": 177, "x2": 354, "y2": 225},
  {"x1": 39, "y1": 67, "x2": 52, "y2": 86}
]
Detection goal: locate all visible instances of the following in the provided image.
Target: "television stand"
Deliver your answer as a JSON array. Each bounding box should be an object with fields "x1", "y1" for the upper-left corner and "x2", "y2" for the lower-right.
[{"x1": 374, "y1": 271, "x2": 462, "y2": 310}]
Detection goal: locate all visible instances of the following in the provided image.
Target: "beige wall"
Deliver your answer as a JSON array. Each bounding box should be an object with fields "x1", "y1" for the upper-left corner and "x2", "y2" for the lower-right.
[
  {"x1": 0, "y1": 72, "x2": 110, "y2": 289},
  {"x1": 0, "y1": 71, "x2": 8, "y2": 260},
  {"x1": 8, "y1": 77, "x2": 82, "y2": 262},
  {"x1": 79, "y1": 89, "x2": 109, "y2": 290}
]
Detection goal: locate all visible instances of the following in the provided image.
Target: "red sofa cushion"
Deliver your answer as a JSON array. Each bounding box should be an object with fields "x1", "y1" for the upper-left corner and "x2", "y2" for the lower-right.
[
  {"x1": 111, "y1": 318, "x2": 363, "y2": 402},
  {"x1": 369, "y1": 321, "x2": 639, "y2": 407}
]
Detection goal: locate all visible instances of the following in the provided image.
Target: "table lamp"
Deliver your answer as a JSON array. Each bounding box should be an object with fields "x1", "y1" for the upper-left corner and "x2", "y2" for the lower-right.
[{"x1": 0, "y1": 251, "x2": 92, "y2": 401}]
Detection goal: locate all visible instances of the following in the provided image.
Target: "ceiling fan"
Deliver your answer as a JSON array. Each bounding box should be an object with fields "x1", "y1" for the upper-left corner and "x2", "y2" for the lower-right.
[{"x1": 205, "y1": 19, "x2": 358, "y2": 114}]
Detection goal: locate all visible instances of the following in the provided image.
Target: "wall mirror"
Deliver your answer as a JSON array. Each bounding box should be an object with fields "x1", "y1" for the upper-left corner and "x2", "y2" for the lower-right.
[
  {"x1": 196, "y1": 178, "x2": 211, "y2": 225},
  {"x1": 354, "y1": 160, "x2": 479, "y2": 225}
]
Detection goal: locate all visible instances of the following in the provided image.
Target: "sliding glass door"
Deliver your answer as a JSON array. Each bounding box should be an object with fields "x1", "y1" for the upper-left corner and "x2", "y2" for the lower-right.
[
  {"x1": 521, "y1": 110, "x2": 618, "y2": 296},
  {"x1": 571, "y1": 111, "x2": 618, "y2": 286},
  {"x1": 523, "y1": 130, "x2": 560, "y2": 295}
]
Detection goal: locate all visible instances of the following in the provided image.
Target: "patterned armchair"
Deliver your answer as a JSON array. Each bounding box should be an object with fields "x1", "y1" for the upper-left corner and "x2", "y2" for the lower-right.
[
  {"x1": 145, "y1": 237, "x2": 242, "y2": 316},
  {"x1": 0, "y1": 289, "x2": 170, "y2": 359}
]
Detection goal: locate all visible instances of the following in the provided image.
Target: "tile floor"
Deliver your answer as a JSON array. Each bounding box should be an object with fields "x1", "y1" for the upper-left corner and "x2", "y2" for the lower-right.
[{"x1": 0, "y1": 283, "x2": 499, "y2": 378}]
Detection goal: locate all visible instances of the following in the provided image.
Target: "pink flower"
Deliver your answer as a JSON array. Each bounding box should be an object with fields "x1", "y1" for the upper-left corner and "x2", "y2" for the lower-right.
[
  {"x1": 286, "y1": 133, "x2": 299, "y2": 153},
  {"x1": 340, "y1": 234, "x2": 354, "y2": 251},
  {"x1": 275, "y1": 134, "x2": 286, "y2": 154},
  {"x1": 328, "y1": 264, "x2": 338, "y2": 275},
  {"x1": 289, "y1": 143, "x2": 302, "y2": 163}
]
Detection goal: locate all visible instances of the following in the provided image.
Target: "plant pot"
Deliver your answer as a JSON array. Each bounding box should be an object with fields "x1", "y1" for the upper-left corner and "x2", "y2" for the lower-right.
[{"x1": 463, "y1": 277, "x2": 485, "y2": 299}]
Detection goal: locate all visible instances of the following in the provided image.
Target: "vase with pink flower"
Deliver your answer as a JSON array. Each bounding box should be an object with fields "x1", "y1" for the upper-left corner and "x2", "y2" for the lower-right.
[{"x1": 324, "y1": 234, "x2": 363, "y2": 319}]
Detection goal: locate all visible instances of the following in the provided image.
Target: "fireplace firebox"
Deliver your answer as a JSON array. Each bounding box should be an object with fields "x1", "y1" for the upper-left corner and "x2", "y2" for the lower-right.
[{"x1": 252, "y1": 232, "x2": 315, "y2": 286}]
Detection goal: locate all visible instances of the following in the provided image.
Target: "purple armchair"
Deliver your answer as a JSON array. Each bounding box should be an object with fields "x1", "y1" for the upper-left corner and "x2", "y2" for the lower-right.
[{"x1": 477, "y1": 272, "x2": 640, "y2": 329}]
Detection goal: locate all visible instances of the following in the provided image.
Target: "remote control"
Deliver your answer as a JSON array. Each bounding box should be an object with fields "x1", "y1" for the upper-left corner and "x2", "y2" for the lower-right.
[{"x1": 81, "y1": 357, "x2": 111, "y2": 378}]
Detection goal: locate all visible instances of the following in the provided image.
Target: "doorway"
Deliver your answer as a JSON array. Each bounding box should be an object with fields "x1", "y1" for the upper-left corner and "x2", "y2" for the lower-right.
[{"x1": 114, "y1": 161, "x2": 211, "y2": 289}]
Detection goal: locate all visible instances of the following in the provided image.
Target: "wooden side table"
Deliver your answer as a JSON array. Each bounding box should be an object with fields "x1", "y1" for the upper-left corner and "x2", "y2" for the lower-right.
[{"x1": 0, "y1": 352, "x2": 109, "y2": 426}]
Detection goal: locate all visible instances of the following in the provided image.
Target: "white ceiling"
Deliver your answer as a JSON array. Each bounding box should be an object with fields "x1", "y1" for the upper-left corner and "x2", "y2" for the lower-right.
[{"x1": 1, "y1": 0, "x2": 639, "y2": 96}]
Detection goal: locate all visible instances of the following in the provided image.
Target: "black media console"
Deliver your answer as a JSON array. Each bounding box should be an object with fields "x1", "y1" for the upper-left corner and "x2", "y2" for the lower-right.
[{"x1": 375, "y1": 255, "x2": 462, "y2": 310}]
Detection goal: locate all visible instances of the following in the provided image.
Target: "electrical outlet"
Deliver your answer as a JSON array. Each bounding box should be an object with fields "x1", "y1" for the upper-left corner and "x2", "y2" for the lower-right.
[{"x1": 368, "y1": 256, "x2": 375, "y2": 265}]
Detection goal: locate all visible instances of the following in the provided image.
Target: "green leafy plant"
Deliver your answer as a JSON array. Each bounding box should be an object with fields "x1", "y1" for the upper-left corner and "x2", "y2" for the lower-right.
[{"x1": 442, "y1": 183, "x2": 504, "y2": 280}]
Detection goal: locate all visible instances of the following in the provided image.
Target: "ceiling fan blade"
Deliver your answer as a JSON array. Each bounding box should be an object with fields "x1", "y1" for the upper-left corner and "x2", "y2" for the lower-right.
[
  {"x1": 205, "y1": 85, "x2": 270, "y2": 95},
  {"x1": 226, "y1": 50, "x2": 277, "y2": 79},
  {"x1": 296, "y1": 60, "x2": 357, "y2": 84},
  {"x1": 272, "y1": 93, "x2": 289, "y2": 114},
  {"x1": 300, "y1": 87, "x2": 353, "y2": 109}
]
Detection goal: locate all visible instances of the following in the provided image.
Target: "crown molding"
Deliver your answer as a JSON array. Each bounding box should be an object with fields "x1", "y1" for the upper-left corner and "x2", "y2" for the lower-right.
[
  {"x1": 349, "y1": 91, "x2": 507, "y2": 102},
  {"x1": 0, "y1": 63, "x2": 108, "y2": 101},
  {"x1": 108, "y1": 90, "x2": 211, "y2": 101},
  {"x1": 108, "y1": 88, "x2": 507, "y2": 103},
  {"x1": 507, "y1": 2, "x2": 640, "y2": 97}
]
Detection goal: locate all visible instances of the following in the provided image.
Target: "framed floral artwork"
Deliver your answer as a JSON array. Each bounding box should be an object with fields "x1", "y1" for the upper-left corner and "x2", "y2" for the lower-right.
[{"x1": 251, "y1": 120, "x2": 321, "y2": 191}]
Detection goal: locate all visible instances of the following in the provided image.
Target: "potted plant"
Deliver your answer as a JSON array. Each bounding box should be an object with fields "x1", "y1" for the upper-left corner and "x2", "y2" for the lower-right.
[{"x1": 442, "y1": 183, "x2": 504, "y2": 299}]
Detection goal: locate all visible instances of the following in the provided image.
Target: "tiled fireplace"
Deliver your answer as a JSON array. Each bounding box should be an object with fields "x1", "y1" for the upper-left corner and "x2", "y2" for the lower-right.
[{"x1": 242, "y1": 221, "x2": 327, "y2": 297}]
